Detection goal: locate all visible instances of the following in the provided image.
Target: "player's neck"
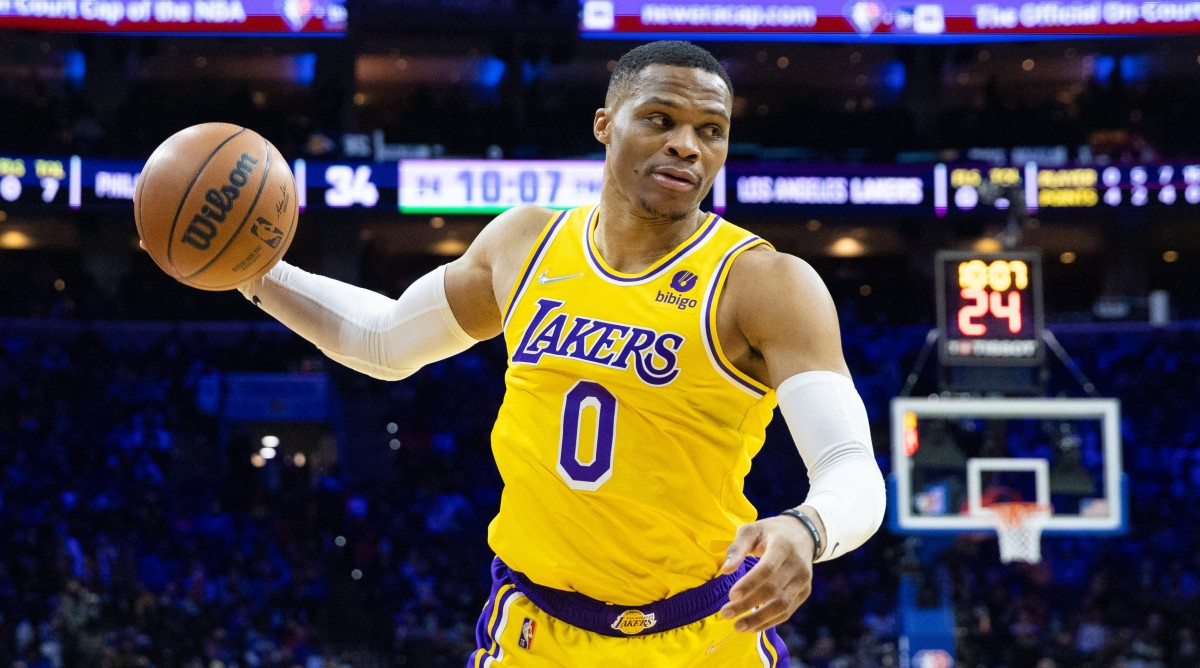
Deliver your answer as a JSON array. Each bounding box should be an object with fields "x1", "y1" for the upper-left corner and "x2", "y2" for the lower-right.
[{"x1": 593, "y1": 208, "x2": 706, "y2": 274}]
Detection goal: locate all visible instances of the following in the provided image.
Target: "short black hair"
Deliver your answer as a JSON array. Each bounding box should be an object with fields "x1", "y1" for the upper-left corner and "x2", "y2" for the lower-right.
[{"x1": 605, "y1": 40, "x2": 732, "y2": 107}]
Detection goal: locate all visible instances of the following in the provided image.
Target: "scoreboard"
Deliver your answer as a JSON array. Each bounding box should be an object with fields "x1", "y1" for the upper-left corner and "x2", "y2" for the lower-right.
[
  {"x1": 5, "y1": 152, "x2": 1200, "y2": 216},
  {"x1": 398, "y1": 160, "x2": 605, "y2": 214},
  {"x1": 0, "y1": 155, "x2": 71, "y2": 210},
  {"x1": 935, "y1": 250, "x2": 1044, "y2": 366}
]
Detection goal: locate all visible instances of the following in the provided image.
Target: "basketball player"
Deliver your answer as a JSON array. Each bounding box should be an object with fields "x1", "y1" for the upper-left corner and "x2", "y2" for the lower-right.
[{"x1": 235, "y1": 41, "x2": 886, "y2": 666}]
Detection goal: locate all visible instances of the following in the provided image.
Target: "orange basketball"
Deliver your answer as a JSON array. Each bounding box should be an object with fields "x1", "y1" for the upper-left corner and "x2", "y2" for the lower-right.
[{"x1": 134, "y1": 122, "x2": 298, "y2": 291}]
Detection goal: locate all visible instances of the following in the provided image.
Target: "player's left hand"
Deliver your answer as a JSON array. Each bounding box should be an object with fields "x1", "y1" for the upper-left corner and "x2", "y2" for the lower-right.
[{"x1": 717, "y1": 516, "x2": 815, "y2": 633}]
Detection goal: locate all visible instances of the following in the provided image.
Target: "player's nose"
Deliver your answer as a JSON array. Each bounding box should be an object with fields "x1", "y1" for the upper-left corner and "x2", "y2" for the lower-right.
[{"x1": 663, "y1": 126, "x2": 701, "y2": 162}]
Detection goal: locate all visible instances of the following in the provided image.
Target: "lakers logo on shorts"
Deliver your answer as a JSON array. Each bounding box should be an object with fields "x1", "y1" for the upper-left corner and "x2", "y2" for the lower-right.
[{"x1": 611, "y1": 609, "x2": 657, "y2": 635}]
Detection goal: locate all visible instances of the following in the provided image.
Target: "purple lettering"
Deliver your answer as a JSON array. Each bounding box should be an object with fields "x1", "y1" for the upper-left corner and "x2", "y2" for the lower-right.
[
  {"x1": 556, "y1": 317, "x2": 598, "y2": 358},
  {"x1": 635, "y1": 333, "x2": 683, "y2": 386},
  {"x1": 513, "y1": 301, "x2": 682, "y2": 386},
  {"x1": 613, "y1": 327, "x2": 655, "y2": 370},
  {"x1": 583, "y1": 322, "x2": 629, "y2": 365},
  {"x1": 512, "y1": 298, "x2": 565, "y2": 364}
]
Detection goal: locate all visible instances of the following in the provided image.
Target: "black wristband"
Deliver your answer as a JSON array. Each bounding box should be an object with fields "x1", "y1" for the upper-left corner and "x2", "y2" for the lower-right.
[{"x1": 780, "y1": 508, "x2": 822, "y2": 561}]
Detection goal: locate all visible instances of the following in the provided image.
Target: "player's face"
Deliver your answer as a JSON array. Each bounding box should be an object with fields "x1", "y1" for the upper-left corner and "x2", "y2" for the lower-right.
[{"x1": 596, "y1": 65, "x2": 732, "y2": 222}]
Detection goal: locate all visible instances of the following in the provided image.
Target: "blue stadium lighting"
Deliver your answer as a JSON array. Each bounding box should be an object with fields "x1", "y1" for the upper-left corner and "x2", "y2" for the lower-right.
[
  {"x1": 477, "y1": 56, "x2": 507, "y2": 90},
  {"x1": 1119, "y1": 54, "x2": 1150, "y2": 84},
  {"x1": 881, "y1": 60, "x2": 906, "y2": 91},
  {"x1": 1092, "y1": 55, "x2": 1116, "y2": 85},
  {"x1": 293, "y1": 53, "x2": 316, "y2": 86},
  {"x1": 63, "y1": 50, "x2": 85, "y2": 90}
]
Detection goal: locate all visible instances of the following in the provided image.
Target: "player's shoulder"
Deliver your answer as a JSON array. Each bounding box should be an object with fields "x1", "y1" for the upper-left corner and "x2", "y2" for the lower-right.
[
  {"x1": 465, "y1": 205, "x2": 559, "y2": 264},
  {"x1": 728, "y1": 245, "x2": 826, "y2": 296},
  {"x1": 492, "y1": 204, "x2": 559, "y2": 234},
  {"x1": 724, "y1": 245, "x2": 835, "y2": 323}
]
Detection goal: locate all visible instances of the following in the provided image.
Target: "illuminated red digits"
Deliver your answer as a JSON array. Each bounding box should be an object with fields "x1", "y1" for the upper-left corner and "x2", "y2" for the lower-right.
[
  {"x1": 958, "y1": 288, "x2": 988, "y2": 336},
  {"x1": 990, "y1": 290, "x2": 1023, "y2": 333}
]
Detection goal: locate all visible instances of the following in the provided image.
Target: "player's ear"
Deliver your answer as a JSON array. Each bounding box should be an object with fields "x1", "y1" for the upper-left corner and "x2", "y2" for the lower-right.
[{"x1": 594, "y1": 108, "x2": 611, "y2": 145}]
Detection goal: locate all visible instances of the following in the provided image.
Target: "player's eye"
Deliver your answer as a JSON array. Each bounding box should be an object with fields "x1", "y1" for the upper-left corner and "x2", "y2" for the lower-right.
[{"x1": 647, "y1": 113, "x2": 670, "y2": 127}]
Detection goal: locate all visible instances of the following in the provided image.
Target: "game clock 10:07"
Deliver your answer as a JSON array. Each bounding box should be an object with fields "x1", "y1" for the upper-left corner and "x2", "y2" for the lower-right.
[{"x1": 935, "y1": 250, "x2": 1044, "y2": 366}]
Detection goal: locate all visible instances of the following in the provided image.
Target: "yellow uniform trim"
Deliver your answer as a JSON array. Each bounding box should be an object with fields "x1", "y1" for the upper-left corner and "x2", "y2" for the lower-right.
[
  {"x1": 584, "y1": 207, "x2": 720, "y2": 281},
  {"x1": 702, "y1": 237, "x2": 774, "y2": 396},
  {"x1": 502, "y1": 210, "x2": 571, "y2": 328}
]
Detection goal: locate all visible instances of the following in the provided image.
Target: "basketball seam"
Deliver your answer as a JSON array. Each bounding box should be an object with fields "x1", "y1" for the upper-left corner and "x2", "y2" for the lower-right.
[
  {"x1": 165, "y1": 126, "x2": 247, "y2": 271},
  {"x1": 183, "y1": 135, "x2": 274, "y2": 280},
  {"x1": 200, "y1": 178, "x2": 297, "y2": 291}
]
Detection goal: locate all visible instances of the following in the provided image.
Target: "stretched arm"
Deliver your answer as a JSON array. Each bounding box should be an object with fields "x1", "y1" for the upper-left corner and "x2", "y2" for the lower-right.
[
  {"x1": 719, "y1": 249, "x2": 885, "y2": 633},
  {"x1": 236, "y1": 205, "x2": 552, "y2": 380},
  {"x1": 238, "y1": 263, "x2": 478, "y2": 381}
]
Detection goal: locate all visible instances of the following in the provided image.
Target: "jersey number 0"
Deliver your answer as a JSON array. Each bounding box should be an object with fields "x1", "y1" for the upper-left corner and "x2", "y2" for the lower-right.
[{"x1": 556, "y1": 380, "x2": 617, "y2": 491}]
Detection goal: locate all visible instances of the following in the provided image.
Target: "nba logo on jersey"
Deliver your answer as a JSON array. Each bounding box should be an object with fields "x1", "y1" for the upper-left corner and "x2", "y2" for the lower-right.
[{"x1": 518, "y1": 618, "x2": 536, "y2": 650}]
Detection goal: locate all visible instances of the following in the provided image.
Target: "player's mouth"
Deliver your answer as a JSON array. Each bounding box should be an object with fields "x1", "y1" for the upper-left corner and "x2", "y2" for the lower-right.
[{"x1": 650, "y1": 167, "x2": 698, "y2": 191}]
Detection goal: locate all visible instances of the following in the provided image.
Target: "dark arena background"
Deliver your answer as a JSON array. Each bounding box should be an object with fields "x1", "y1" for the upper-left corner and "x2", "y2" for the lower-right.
[{"x1": 4, "y1": 1, "x2": 1200, "y2": 666}]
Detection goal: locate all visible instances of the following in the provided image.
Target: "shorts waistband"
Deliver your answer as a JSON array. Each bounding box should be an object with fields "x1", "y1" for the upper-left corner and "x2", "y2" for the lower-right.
[{"x1": 497, "y1": 557, "x2": 755, "y2": 638}]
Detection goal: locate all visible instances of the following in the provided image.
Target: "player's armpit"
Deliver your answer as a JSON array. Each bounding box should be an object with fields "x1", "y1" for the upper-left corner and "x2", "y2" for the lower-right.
[{"x1": 721, "y1": 249, "x2": 851, "y2": 388}]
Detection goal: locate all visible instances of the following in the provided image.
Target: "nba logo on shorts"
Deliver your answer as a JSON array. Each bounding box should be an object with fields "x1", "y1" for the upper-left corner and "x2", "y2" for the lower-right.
[{"x1": 518, "y1": 618, "x2": 535, "y2": 650}]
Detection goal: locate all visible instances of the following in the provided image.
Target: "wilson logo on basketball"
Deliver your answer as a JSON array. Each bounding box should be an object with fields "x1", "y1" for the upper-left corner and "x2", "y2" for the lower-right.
[
  {"x1": 611, "y1": 610, "x2": 657, "y2": 635},
  {"x1": 181, "y1": 152, "x2": 259, "y2": 251}
]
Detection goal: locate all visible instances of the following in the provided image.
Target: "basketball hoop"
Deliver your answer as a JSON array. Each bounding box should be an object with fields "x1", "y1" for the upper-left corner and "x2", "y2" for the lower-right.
[{"x1": 989, "y1": 502, "x2": 1052, "y2": 563}]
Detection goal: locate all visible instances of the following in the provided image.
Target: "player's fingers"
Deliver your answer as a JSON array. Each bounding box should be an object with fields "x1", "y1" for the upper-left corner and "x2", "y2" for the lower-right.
[
  {"x1": 138, "y1": 239, "x2": 147, "y2": 252},
  {"x1": 733, "y1": 599, "x2": 793, "y2": 634},
  {"x1": 724, "y1": 555, "x2": 778, "y2": 608},
  {"x1": 724, "y1": 534, "x2": 814, "y2": 622},
  {"x1": 720, "y1": 541, "x2": 786, "y2": 619},
  {"x1": 735, "y1": 568, "x2": 810, "y2": 634},
  {"x1": 720, "y1": 523, "x2": 763, "y2": 574}
]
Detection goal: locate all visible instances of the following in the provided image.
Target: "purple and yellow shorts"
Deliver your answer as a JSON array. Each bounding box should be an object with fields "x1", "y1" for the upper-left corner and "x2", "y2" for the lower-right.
[{"x1": 468, "y1": 557, "x2": 789, "y2": 667}]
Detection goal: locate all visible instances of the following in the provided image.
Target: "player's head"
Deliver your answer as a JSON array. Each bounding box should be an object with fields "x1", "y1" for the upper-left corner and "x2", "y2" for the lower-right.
[
  {"x1": 604, "y1": 41, "x2": 733, "y2": 108},
  {"x1": 595, "y1": 41, "x2": 733, "y2": 222}
]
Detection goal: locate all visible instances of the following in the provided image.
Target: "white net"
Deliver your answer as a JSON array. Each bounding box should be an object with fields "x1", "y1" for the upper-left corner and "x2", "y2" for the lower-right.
[{"x1": 991, "y1": 502, "x2": 1052, "y2": 563}]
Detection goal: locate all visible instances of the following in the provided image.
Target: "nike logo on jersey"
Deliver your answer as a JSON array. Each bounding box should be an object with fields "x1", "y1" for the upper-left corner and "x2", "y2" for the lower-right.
[
  {"x1": 512, "y1": 298, "x2": 683, "y2": 386},
  {"x1": 537, "y1": 270, "x2": 583, "y2": 285},
  {"x1": 706, "y1": 631, "x2": 734, "y2": 655}
]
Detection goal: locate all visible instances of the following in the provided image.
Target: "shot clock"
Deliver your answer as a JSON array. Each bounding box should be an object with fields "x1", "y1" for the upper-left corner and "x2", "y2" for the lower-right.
[{"x1": 935, "y1": 250, "x2": 1044, "y2": 366}]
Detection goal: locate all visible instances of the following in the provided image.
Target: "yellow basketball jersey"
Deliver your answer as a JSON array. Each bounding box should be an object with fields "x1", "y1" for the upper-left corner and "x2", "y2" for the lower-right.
[{"x1": 490, "y1": 206, "x2": 777, "y2": 605}]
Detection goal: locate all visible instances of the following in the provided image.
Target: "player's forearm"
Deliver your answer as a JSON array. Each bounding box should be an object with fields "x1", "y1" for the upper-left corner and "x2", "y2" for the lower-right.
[
  {"x1": 239, "y1": 261, "x2": 478, "y2": 380},
  {"x1": 778, "y1": 370, "x2": 886, "y2": 562}
]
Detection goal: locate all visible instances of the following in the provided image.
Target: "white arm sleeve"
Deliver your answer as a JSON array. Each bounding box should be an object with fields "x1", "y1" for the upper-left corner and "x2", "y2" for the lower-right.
[
  {"x1": 238, "y1": 261, "x2": 479, "y2": 381},
  {"x1": 777, "y1": 370, "x2": 886, "y2": 562}
]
